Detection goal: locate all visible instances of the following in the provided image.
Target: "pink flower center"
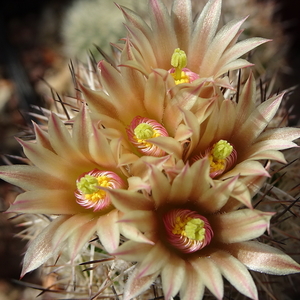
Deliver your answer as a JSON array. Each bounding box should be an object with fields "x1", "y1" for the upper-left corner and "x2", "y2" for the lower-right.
[
  {"x1": 163, "y1": 209, "x2": 213, "y2": 253},
  {"x1": 192, "y1": 140, "x2": 237, "y2": 178},
  {"x1": 126, "y1": 116, "x2": 169, "y2": 157},
  {"x1": 168, "y1": 48, "x2": 199, "y2": 84},
  {"x1": 75, "y1": 169, "x2": 125, "y2": 212}
]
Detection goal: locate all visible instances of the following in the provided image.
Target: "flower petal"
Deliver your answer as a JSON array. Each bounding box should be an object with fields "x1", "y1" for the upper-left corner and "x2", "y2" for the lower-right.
[
  {"x1": 123, "y1": 267, "x2": 160, "y2": 300},
  {"x1": 21, "y1": 216, "x2": 69, "y2": 277},
  {"x1": 180, "y1": 262, "x2": 205, "y2": 300},
  {"x1": 211, "y1": 209, "x2": 274, "y2": 243},
  {"x1": 211, "y1": 250, "x2": 258, "y2": 300},
  {"x1": 225, "y1": 241, "x2": 300, "y2": 275},
  {"x1": 97, "y1": 209, "x2": 120, "y2": 253},
  {"x1": 161, "y1": 254, "x2": 185, "y2": 299},
  {"x1": 8, "y1": 190, "x2": 85, "y2": 215},
  {"x1": 191, "y1": 256, "x2": 223, "y2": 300},
  {"x1": 0, "y1": 165, "x2": 70, "y2": 191}
]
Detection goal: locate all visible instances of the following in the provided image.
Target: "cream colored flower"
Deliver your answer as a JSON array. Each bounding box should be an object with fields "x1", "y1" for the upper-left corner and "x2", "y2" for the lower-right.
[
  {"x1": 109, "y1": 160, "x2": 300, "y2": 300},
  {"x1": 118, "y1": 0, "x2": 268, "y2": 87},
  {"x1": 175, "y1": 73, "x2": 300, "y2": 181},
  {"x1": 0, "y1": 107, "x2": 130, "y2": 276}
]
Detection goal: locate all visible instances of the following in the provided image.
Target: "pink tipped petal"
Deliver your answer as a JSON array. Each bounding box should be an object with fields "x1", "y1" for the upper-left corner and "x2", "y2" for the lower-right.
[
  {"x1": 161, "y1": 255, "x2": 185, "y2": 299},
  {"x1": 191, "y1": 257, "x2": 223, "y2": 300},
  {"x1": 256, "y1": 127, "x2": 300, "y2": 142},
  {"x1": 119, "y1": 210, "x2": 156, "y2": 233},
  {"x1": 72, "y1": 105, "x2": 92, "y2": 156},
  {"x1": 144, "y1": 72, "x2": 166, "y2": 122},
  {"x1": 180, "y1": 263, "x2": 205, "y2": 300},
  {"x1": 230, "y1": 180, "x2": 252, "y2": 208},
  {"x1": 21, "y1": 216, "x2": 69, "y2": 277},
  {"x1": 190, "y1": 0, "x2": 222, "y2": 67},
  {"x1": 235, "y1": 93, "x2": 284, "y2": 146},
  {"x1": 120, "y1": 223, "x2": 155, "y2": 245},
  {"x1": 149, "y1": 0, "x2": 177, "y2": 68},
  {"x1": 123, "y1": 267, "x2": 160, "y2": 300},
  {"x1": 107, "y1": 188, "x2": 154, "y2": 213},
  {"x1": 9, "y1": 190, "x2": 85, "y2": 215},
  {"x1": 221, "y1": 160, "x2": 270, "y2": 178},
  {"x1": 0, "y1": 165, "x2": 70, "y2": 191},
  {"x1": 211, "y1": 209, "x2": 273, "y2": 243},
  {"x1": 226, "y1": 241, "x2": 300, "y2": 275},
  {"x1": 199, "y1": 175, "x2": 239, "y2": 213},
  {"x1": 89, "y1": 125, "x2": 118, "y2": 167},
  {"x1": 19, "y1": 139, "x2": 78, "y2": 178},
  {"x1": 52, "y1": 213, "x2": 93, "y2": 250},
  {"x1": 48, "y1": 113, "x2": 81, "y2": 159},
  {"x1": 68, "y1": 218, "x2": 98, "y2": 260},
  {"x1": 112, "y1": 240, "x2": 153, "y2": 262},
  {"x1": 137, "y1": 242, "x2": 170, "y2": 278},
  {"x1": 211, "y1": 251, "x2": 258, "y2": 300},
  {"x1": 169, "y1": 164, "x2": 193, "y2": 204},
  {"x1": 148, "y1": 136, "x2": 183, "y2": 159},
  {"x1": 201, "y1": 17, "x2": 248, "y2": 77},
  {"x1": 215, "y1": 59, "x2": 254, "y2": 78},
  {"x1": 171, "y1": 0, "x2": 192, "y2": 51},
  {"x1": 148, "y1": 164, "x2": 171, "y2": 207},
  {"x1": 218, "y1": 37, "x2": 270, "y2": 68},
  {"x1": 97, "y1": 209, "x2": 120, "y2": 253}
]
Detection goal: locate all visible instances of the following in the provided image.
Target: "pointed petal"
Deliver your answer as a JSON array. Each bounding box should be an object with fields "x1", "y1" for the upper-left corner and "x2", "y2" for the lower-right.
[
  {"x1": 225, "y1": 241, "x2": 300, "y2": 275},
  {"x1": 171, "y1": 0, "x2": 192, "y2": 51},
  {"x1": 180, "y1": 262, "x2": 205, "y2": 300},
  {"x1": 137, "y1": 242, "x2": 170, "y2": 278},
  {"x1": 161, "y1": 255, "x2": 185, "y2": 299},
  {"x1": 108, "y1": 188, "x2": 154, "y2": 212},
  {"x1": 21, "y1": 216, "x2": 69, "y2": 277},
  {"x1": 191, "y1": 257, "x2": 223, "y2": 299},
  {"x1": 8, "y1": 190, "x2": 85, "y2": 214},
  {"x1": 211, "y1": 251, "x2": 258, "y2": 300},
  {"x1": 119, "y1": 210, "x2": 156, "y2": 233},
  {"x1": 0, "y1": 165, "x2": 70, "y2": 191},
  {"x1": 123, "y1": 267, "x2": 160, "y2": 300},
  {"x1": 211, "y1": 209, "x2": 274, "y2": 243},
  {"x1": 112, "y1": 240, "x2": 153, "y2": 261},
  {"x1": 148, "y1": 164, "x2": 171, "y2": 207},
  {"x1": 190, "y1": 0, "x2": 222, "y2": 67},
  {"x1": 97, "y1": 209, "x2": 120, "y2": 253},
  {"x1": 68, "y1": 218, "x2": 98, "y2": 260},
  {"x1": 52, "y1": 213, "x2": 93, "y2": 249},
  {"x1": 199, "y1": 175, "x2": 239, "y2": 213}
]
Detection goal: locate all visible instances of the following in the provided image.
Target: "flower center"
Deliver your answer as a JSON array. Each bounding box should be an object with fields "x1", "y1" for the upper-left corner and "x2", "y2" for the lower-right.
[
  {"x1": 169, "y1": 48, "x2": 199, "y2": 85},
  {"x1": 208, "y1": 140, "x2": 234, "y2": 176},
  {"x1": 134, "y1": 123, "x2": 157, "y2": 140},
  {"x1": 191, "y1": 139, "x2": 237, "y2": 178},
  {"x1": 163, "y1": 209, "x2": 213, "y2": 253},
  {"x1": 75, "y1": 169, "x2": 125, "y2": 212},
  {"x1": 127, "y1": 116, "x2": 169, "y2": 157}
]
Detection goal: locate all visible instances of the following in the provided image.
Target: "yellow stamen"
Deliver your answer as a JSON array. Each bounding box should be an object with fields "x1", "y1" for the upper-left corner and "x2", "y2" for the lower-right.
[
  {"x1": 185, "y1": 218, "x2": 205, "y2": 241},
  {"x1": 171, "y1": 48, "x2": 188, "y2": 82},
  {"x1": 77, "y1": 174, "x2": 111, "y2": 202},
  {"x1": 172, "y1": 216, "x2": 205, "y2": 241},
  {"x1": 134, "y1": 123, "x2": 155, "y2": 140},
  {"x1": 211, "y1": 140, "x2": 233, "y2": 160}
]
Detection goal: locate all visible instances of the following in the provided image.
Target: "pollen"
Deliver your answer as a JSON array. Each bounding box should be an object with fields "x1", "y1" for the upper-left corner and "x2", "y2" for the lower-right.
[
  {"x1": 208, "y1": 140, "x2": 233, "y2": 174},
  {"x1": 75, "y1": 169, "x2": 125, "y2": 211},
  {"x1": 211, "y1": 140, "x2": 233, "y2": 160},
  {"x1": 163, "y1": 209, "x2": 213, "y2": 253},
  {"x1": 169, "y1": 48, "x2": 199, "y2": 84},
  {"x1": 134, "y1": 123, "x2": 156, "y2": 140},
  {"x1": 172, "y1": 216, "x2": 206, "y2": 241},
  {"x1": 127, "y1": 116, "x2": 169, "y2": 157}
]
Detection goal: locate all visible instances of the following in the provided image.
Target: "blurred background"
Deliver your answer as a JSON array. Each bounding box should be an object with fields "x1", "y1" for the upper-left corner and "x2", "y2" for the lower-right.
[{"x1": 0, "y1": 0, "x2": 300, "y2": 299}]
